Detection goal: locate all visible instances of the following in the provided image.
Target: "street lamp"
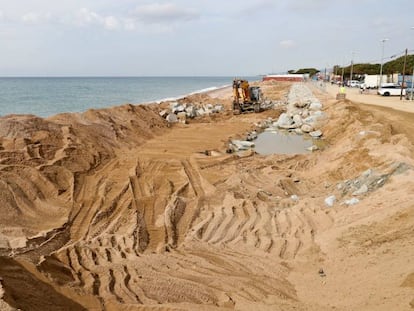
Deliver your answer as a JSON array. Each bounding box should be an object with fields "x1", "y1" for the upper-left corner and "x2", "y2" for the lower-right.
[
  {"x1": 379, "y1": 38, "x2": 389, "y2": 88},
  {"x1": 350, "y1": 51, "x2": 355, "y2": 83},
  {"x1": 411, "y1": 27, "x2": 414, "y2": 100}
]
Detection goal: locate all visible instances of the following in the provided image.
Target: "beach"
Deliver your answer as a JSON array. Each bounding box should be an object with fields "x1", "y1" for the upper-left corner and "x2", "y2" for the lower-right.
[{"x1": 0, "y1": 81, "x2": 413, "y2": 310}]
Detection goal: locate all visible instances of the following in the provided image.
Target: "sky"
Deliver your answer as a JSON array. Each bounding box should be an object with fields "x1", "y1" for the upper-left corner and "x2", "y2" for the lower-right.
[{"x1": 1, "y1": 0, "x2": 414, "y2": 76}]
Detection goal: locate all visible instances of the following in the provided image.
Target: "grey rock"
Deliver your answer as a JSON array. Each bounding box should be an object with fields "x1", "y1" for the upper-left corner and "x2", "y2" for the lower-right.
[
  {"x1": 301, "y1": 110, "x2": 310, "y2": 118},
  {"x1": 231, "y1": 140, "x2": 255, "y2": 150},
  {"x1": 276, "y1": 113, "x2": 294, "y2": 129},
  {"x1": 213, "y1": 104, "x2": 224, "y2": 112},
  {"x1": 344, "y1": 198, "x2": 360, "y2": 206},
  {"x1": 310, "y1": 130, "x2": 323, "y2": 138},
  {"x1": 177, "y1": 112, "x2": 187, "y2": 121},
  {"x1": 324, "y1": 195, "x2": 336, "y2": 207},
  {"x1": 166, "y1": 113, "x2": 178, "y2": 123},
  {"x1": 293, "y1": 114, "x2": 303, "y2": 127},
  {"x1": 246, "y1": 131, "x2": 258, "y2": 141},
  {"x1": 309, "y1": 101, "x2": 322, "y2": 111},
  {"x1": 290, "y1": 194, "x2": 299, "y2": 202},
  {"x1": 197, "y1": 108, "x2": 206, "y2": 116},
  {"x1": 171, "y1": 102, "x2": 185, "y2": 113},
  {"x1": 185, "y1": 106, "x2": 197, "y2": 118},
  {"x1": 361, "y1": 169, "x2": 373, "y2": 179},
  {"x1": 303, "y1": 116, "x2": 318, "y2": 126},
  {"x1": 352, "y1": 184, "x2": 368, "y2": 196},
  {"x1": 377, "y1": 178, "x2": 385, "y2": 186},
  {"x1": 307, "y1": 145, "x2": 319, "y2": 151},
  {"x1": 159, "y1": 109, "x2": 168, "y2": 118},
  {"x1": 301, "y1": 124, "x2": 313, "y2": 133}
]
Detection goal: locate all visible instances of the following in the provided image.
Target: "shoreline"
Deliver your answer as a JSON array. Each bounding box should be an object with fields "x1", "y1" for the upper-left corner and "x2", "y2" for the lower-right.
[
  {"x1": 0, "y1": 77, "x2": 245, "y2": 118},
  {"x1": 153, "y1": 84, "x2": 232, "y2": 104}
]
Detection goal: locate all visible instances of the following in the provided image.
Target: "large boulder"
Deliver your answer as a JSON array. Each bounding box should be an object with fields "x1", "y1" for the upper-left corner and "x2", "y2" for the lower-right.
[
  {"x1": 276, "y1": 113, "x2": 294, "y2": 129},
  {"x1": 177, "y1": 112, "x2": 187, "y2": 122},
  {"x1": 170, "y1": 102, "x2": 185, "y2": 113},
  {"x1": 231, "y1": 140, "x2": 255, "y2": 150},
  {"x1": 292, "y1": 114, "x2": 303, "y2": 127},
  {"x1": 166, "y1": 113, "x2": 178, "y2": 123},
  {"x1": 309, "y1": 101, "x2": 323, "y2": 111},
  {"x1": 213, "y1": 104, "x2": 224, "y2": 113},
  {"x1": 185, "y1": 105, "x2": 197, "y2": 118}
]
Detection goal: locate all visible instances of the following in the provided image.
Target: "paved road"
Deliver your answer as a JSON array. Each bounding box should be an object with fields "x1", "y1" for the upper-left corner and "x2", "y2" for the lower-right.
[{"x1": 313, "y1": 82, "x2": 414, "y2": 114}]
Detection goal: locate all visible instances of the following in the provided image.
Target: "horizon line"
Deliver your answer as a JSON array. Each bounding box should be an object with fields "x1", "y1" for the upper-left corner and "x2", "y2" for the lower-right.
[{"x1": 0, "y1": 74, "x2": 264, "y2": 78}]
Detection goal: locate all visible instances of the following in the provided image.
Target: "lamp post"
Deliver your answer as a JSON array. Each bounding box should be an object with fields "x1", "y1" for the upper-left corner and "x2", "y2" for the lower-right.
[
  {"x1": 411, "y1": 27, "x2": 414, "y2": 100},
  {"x1": 349, "y1": 51, "x2": 355, "y2": 84},
  {"x1": 379, "y1": 38, "x2": 388, "y2": 88}
]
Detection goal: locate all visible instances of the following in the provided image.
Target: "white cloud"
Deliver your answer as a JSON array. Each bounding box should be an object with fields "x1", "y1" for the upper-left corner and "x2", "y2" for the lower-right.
[
  {"x1": 75, "y1": 8, "x2": 119, "y2": 30},
  {"x1": 122, "y1": 18, "x2": 173, "y2": 34},
  {"x1": 0, "y1": 10, "x2": 4, "y2": 21},
  {"x1": 104, "y1": 16, "x2": 119, "y2": 30},
  {"x1": 280, "y1": 40, "x2": 295, "y2": 48},
  {"x1": 131, "y1": 3, "x2": 199, "y2": 24},
  {"x1": 75, "y1": 8, "x2": 103, "y2": 26}
]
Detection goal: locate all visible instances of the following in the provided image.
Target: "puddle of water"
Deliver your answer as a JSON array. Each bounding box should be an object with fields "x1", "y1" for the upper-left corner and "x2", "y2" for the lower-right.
[{"x1": 255, "y1": 131, "x2": 317, "y2": 155}]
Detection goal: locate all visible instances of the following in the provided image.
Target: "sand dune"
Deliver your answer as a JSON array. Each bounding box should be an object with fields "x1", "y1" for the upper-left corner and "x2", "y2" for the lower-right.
[{"x1": 0, "y1": 82, "x2": 413, "y2": 310}]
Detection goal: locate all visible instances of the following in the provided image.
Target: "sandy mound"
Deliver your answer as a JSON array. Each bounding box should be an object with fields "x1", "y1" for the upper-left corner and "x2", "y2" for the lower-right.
[{"x1": 0, "y1": 82, "x2": 413, "y2": 310}]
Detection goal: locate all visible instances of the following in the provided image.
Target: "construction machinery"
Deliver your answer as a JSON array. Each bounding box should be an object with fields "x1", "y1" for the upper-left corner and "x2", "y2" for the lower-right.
[{"x1": 232, "y1": 79, "x2": 263, "y2": 114}]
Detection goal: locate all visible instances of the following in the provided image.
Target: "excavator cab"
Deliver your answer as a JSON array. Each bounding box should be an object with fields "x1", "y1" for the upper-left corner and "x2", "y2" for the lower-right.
[{"x1": 232, "y1": 79, "x2": 262, "y2": 114}]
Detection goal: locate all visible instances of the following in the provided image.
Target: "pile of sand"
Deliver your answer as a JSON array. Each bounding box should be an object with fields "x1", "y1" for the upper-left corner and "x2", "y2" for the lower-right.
[{"x1": 0, "y1": 82, "x2": 413, "y2": 310}]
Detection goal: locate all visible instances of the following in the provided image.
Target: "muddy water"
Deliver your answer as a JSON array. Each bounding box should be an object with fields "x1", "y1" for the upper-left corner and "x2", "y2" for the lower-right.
[{"x1": 254, "y1": 131, "x2": 315, "y2": 155}]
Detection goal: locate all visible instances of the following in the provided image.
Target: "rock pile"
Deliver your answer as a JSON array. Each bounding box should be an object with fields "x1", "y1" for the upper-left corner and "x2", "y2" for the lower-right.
[
  {"x1": 337, "y1": 168, "x2": 391, "y2": 198},
  {"x1": 159, "y1": 102, "x2": 224, "y2": 123},
  {"x1": 268, "y1": 83, "x2": 327, "y2": 137},
  {"x1": 227, "y1": 83, "x2": 327, "y2": 153},
  {"x1": 324, "y1": 163, "x2": 412, "y2": 207}
]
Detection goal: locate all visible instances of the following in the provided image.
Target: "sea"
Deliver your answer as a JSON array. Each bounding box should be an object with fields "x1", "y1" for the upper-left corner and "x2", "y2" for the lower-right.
[{"x1": 0, "y1": 76, "x2": 259, "y2": 118}]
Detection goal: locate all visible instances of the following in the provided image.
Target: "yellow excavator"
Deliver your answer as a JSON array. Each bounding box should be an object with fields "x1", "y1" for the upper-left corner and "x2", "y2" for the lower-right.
[{"x1": 232, "y1": 79, "x2": 262, "y2": 114}]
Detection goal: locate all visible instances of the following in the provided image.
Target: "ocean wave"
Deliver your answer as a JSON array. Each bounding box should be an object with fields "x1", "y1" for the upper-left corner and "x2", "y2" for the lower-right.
[{"x1": 154, "y1": 84, "x2": 231, "y2": 103}]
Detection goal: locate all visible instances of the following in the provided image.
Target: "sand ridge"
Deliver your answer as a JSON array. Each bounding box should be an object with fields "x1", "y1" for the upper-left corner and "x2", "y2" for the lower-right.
[{"x1": 0, "y1": 81, "x2": 413, "y2": 310}]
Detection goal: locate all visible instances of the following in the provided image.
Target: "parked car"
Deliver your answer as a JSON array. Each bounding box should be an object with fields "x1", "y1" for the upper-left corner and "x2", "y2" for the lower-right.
[
  {"x1": 347, "y1": 80, "x2": 361, "y2": 88},
  {"x1": 377, "y1": 85, "x2": 406, "y2": 96}
]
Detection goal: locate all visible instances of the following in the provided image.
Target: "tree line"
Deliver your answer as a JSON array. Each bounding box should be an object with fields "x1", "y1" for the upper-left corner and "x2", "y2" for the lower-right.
[{"x1": 288, "y1": 54, "x2": 414, "y2": 76}]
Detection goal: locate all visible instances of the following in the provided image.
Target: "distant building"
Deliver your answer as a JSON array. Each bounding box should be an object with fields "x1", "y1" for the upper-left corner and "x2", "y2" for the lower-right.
[{"x1": 262, "y1": 74, "x2": 305, "y2": 82}]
